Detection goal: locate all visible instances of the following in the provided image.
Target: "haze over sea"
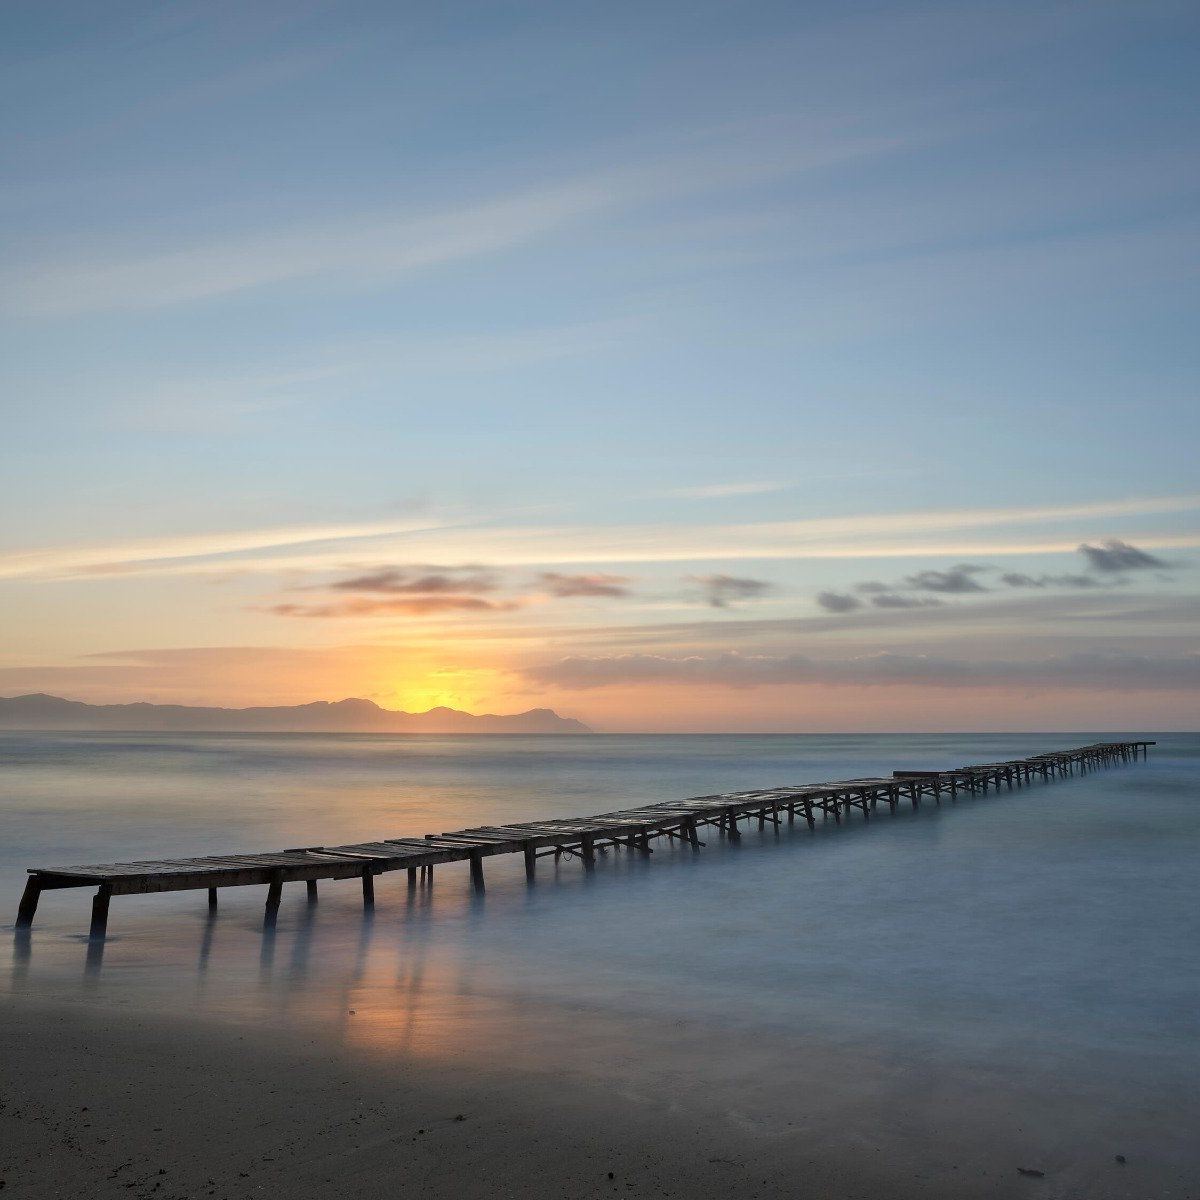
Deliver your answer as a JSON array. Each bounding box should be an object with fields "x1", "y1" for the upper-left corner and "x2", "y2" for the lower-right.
[{"x1": 4, "y1": 730, "x2": 1197, "y2": 1191}]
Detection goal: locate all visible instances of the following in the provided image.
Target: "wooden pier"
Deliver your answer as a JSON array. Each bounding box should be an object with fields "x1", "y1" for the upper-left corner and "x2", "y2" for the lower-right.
[{"x1": 14, "y1": 740, "x2": 1154, "y2": 940}]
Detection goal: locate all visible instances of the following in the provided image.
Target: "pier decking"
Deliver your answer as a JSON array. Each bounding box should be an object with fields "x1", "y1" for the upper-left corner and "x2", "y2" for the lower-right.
[{"x1": 14, "y1": 740, "x2": 1154, "y2": 939}]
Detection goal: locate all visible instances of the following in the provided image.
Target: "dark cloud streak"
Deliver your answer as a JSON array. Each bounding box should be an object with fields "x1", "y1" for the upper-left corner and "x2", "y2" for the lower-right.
[
  {"x1": 903, "y1": 564, "x2": 989, "y2": 593},
  {"x1": 692, "y1": 574, "x2": 773, "y2": 608},
  {"x1": 1078, "y1": 539, "x2": 1169, "y2": 572},
  {"x1": 538, "y1": 572, "x2": 632, "y2": 598},
  {"x1": 328, "y1": 568, "x2": 496, "y2": 594},
  {"x1": 816, "y1": 591, "x2": 862, "y2": 613}
]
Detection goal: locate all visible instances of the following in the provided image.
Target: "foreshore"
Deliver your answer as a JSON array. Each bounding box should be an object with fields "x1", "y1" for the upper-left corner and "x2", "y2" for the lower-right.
[{"x1": 1, "y1": 993, "x2": 1185, "y2": 1200}]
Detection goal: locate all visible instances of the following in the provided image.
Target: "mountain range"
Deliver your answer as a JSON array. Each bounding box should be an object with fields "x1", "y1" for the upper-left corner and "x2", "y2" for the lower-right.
[{"x1": 0, "y1": 693, "x2": 592, "y2": 735}]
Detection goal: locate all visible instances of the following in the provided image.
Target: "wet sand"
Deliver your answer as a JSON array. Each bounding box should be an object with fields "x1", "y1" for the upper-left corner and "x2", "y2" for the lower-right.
[{"x1": 1, "y1": 995, "x2": 1185, "y2": 1200}]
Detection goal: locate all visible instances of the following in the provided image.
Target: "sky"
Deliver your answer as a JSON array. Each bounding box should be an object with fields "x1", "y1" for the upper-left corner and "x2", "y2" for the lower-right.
[{"x1": 1, "y1": 0, "x2": 1198, "y2": 732}]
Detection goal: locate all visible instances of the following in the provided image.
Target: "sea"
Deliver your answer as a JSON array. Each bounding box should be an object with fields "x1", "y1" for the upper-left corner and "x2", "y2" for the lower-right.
[{"x1": 2, "y1": 730, "x2": 1198, "y2": 1184}]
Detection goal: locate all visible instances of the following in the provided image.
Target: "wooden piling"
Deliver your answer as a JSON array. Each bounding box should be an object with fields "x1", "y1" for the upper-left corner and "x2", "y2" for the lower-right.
[
  {"x1": 15, "y1": 876, "x2": 41, "y2": 929},
  {"x1": 89, "y1": 884, "x2": 112, "y2": 940}
]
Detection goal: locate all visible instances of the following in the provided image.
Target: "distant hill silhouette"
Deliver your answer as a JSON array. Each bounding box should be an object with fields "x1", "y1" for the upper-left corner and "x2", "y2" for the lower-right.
[{"x1": 0, "y1": 693, "x2": 592, "y2": 735}]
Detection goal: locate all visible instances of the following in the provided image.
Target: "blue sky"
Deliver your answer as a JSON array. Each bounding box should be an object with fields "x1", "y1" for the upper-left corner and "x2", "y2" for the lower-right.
[{"x1": 1, "y1": 1, "x2": 1197, "y2": 729}]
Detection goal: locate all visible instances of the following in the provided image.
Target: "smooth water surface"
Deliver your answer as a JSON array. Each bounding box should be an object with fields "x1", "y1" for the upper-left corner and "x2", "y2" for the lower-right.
[{"x1": 2, "y1": 731, "x2": 1198, "y2": 1174}]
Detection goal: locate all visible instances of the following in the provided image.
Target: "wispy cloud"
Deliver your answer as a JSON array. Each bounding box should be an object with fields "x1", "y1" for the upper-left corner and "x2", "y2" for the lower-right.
[
  {"x1": 3, "y1": 105, "x2": 949, "y2": 318},
  {"x1": 658, "y1": 481, "x2": 787, "y2": 500},
  {"x1": 3, "y1": 495, "x2": 1197, "y2": 582},
  {"x1": 524, "y1": 649, "x2": 1200, "y2": 692},
  {"x1": 0, "y1": 516, "x2": 461, "y2": 581},
  {"x1": 266, "y1": 596, "x2": 517, "y2": 619},
  {"x1": 3, "y1": 178, "x2": 614, "y2": 316}
]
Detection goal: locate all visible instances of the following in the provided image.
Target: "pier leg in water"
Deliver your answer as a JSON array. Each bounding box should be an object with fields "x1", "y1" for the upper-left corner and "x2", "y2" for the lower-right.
[
  {"x1": 524, "y1": 843, "x2": 536, "y2": 881},
  {"x1": 361, "y1": 868, "x2": 375, "y2": 907},
  {"x1": 408, "y1": 866, "x2": 417, "y2": 891},
  {"x1": 581, "y1": 833, "x2": 596, "y2": 868},
  {"x1": 306, "y1": 879, "x2": 318, "y2": 903},
  {"x1": 470, "y1": 850, "x2": 485, "y2": 892},
  {"x1": 265, "y1": 873, "x2": 283, "y2": 914},
  {"x1": 89, "y1": 884, "x2": 112, "y2": 940},
  {"x1": 207, "y1": 887, "x2": 218, "y2": 910},
  {"x1": 16, "y1": 877, "x2": 42, "y2": 930}
]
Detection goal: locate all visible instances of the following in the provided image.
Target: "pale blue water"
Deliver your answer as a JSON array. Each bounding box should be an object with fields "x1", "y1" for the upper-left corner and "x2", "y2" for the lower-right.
[{"x1": 2, "y1": 731, "x2": 1198, "y2": 1183}]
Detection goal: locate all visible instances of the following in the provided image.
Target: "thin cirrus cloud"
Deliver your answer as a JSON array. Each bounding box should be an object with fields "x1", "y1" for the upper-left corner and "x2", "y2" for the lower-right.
[
  {"x1": 658, "y1": 482, "x2": 788, "y2": 500},
  {"x1": 266, "y1": 596, "x2": 517, "y2": 619},
  {"x1": 523, "y1": 650, "x2": 1200, "y2": 692},
  {"x1": 3, "y1": 178, "x2": 613, "y2": 317},
  {"x1": 3, "y1": 110, "x2": 944, "y2": 319},
  {"x1": 2, "y1": 494, "x2": 1198, "y2": 582}
]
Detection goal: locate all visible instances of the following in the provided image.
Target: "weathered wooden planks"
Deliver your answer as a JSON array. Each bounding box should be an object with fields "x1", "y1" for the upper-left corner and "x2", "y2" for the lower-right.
[{"x1": 13, "y1": 740, "x2": 1155, "y2": 939}]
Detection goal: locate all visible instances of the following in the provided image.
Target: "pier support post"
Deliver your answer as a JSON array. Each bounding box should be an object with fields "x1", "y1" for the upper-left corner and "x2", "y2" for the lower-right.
[
  {"x1": 726, "y1": 810, "x2": 741, "y2": 840},
  {"x1": 361, "y1": 868, "x2": 375, "y2": 907},
  {"x1": 265, "y1": 872, "x2": 283, "y2": 912},
  {"x1": 524, "y1": 843, "x2": 536, "y2": 881},
  {"x1": 89, "y1": 884, "x2": 112, "y2": 941},
  {"x1": 207, "y1": 887, "x2": 218, "y2": 910},
  {"x1": 408, "y1": 866, "x2": 417, "y2": 890},
  {"x1": 16, "y1": 876, "x2": 42, "y2": 929},
  {"x1": 470, "y1": 850, "x2": 485, "y2": 891},
  {"x1": 581, "y1": 833, "x2": 596, "y2": 868},
  {"x1": 306, "y1": 880, "x2": 318, "y2": 903}
]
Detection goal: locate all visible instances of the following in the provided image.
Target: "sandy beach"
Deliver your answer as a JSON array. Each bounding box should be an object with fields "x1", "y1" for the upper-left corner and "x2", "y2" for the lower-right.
[
  {"x1": 0, "y1": 997, "x2": 913, "y2": 1200},
  {"x1": 3, "y1": 991, "x2": 1190, "y2": 1200}
]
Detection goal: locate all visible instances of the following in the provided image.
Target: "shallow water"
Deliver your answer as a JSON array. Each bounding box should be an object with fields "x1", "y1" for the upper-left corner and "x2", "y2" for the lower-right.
[{"x1": 2, "y1": 731, "x2": 1198, "y2": 1174}]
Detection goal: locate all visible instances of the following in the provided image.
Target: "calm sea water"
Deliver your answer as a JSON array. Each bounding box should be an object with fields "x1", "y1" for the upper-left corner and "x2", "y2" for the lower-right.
[{"x1": 2, "y1": 731, "x2": 1198, "y2": 1182}]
